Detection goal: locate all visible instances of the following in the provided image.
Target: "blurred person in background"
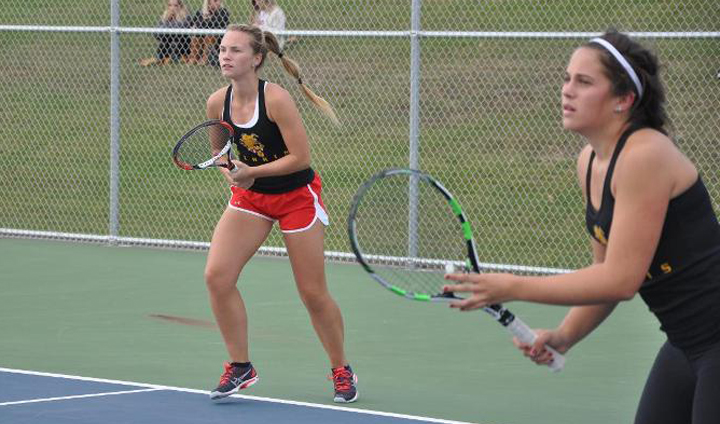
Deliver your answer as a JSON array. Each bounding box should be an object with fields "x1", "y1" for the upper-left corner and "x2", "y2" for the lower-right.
[
  {"x1": 139, "y1": 0, "x2": 191, "y2": 66},
  {"x1": 187, "y1": 0, "x2": 230, "y2": 66},
  {"x1": 250, "y1": 0, "x2": 293, "y2": 50}
]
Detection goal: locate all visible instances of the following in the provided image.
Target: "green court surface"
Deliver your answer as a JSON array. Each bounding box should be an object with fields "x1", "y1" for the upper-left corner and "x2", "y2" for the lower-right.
[{"x1": 0, "y1": 238, "x2": 665, "y2": 424}]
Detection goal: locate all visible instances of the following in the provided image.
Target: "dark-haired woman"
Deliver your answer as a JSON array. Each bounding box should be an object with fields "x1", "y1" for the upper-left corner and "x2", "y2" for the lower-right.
[{"x1": 444, "y1": 31, "x2": 720, "y2": 423}]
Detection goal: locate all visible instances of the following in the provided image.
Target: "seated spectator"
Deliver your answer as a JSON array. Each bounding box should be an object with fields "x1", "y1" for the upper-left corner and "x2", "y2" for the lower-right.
[
  {"x1": 250, "y1": 0, "x2": 290, "y2": 50},
  {"x1": 187, "y1": 0, "x2": 230, "y2": 66},
  {"x1": 140, "y1": 0, "x2": 191, "y2": 66}
]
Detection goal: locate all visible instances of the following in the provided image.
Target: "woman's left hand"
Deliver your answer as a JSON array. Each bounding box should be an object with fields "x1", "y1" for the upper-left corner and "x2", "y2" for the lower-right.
[{"x1": 442, "y1": 272, "x2": 518, "y2": 311}]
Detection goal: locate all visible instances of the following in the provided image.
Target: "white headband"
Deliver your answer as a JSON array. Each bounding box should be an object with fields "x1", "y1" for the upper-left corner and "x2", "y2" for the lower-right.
[{"x1": 589, "y1": 37, "x2": 644, "y2": 101}]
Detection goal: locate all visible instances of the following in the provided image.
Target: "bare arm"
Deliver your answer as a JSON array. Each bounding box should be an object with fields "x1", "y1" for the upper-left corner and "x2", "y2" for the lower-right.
[
  {"x1": 445, "y1": 130, "x2": 677, "y2": 307},
  {"x1": 550, "y1": 130, "x2": 698, "y2": 346},
  {"x1": 511, "y1": 131, "x2": 673, "y2": 304},
  {"x1": 514, "y1": 148, "x2": 617, "y2": 360},
  {"x1": 556, "y1": 150, "x2": 619, "y2": 348},
  {"x1": 517, "y1": 240, "x2": 618, "y2": 361},
  {"x1": 205, "y1": 88, "x2": 248, "y2": 184},
  {"x1": 555, "y1": 239, "x2": 618, "y2": 350}
]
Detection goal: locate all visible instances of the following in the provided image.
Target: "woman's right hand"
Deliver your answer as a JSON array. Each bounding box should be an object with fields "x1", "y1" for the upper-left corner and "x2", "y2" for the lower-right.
[
  {"x1": 224, "y1": 160, "x2": 255, "y2": 189},
  {"x1": 512, "y1": 328, "x2": 571, "y2": 366}
]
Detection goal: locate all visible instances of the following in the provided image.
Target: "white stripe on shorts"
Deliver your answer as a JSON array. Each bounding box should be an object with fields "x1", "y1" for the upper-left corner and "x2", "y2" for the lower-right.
[{"x1": 282, "y1": 183, "x2": 329, "y2": 234}]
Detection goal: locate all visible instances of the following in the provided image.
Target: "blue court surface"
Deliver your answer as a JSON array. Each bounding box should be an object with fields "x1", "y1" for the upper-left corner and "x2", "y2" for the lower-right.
[{"x1": 0, "y1": 368, "x2": 474, "y2": 424}]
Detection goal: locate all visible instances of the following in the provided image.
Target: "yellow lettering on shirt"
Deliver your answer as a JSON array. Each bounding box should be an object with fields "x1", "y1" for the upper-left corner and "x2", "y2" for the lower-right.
[
  {"x1": 240, "y1": 133, "x2": 267, "y2": 160},
  {"x1": 593, "y1": 225, "x2": 608, "y2": 246}
]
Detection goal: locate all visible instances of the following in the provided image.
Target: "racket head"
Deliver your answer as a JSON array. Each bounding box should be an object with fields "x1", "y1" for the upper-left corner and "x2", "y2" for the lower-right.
[
  {"x1": 348, "y1": 168, "x2": 479, "y2": 302},
  {"x1": 172, "y1": 120, "x2": 235, "y2": 171}
]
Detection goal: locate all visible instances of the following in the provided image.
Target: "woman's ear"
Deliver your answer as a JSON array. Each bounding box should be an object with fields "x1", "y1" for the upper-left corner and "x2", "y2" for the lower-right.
[{"x1": 616, "y1": 92, "x2": 637, "y2": 112}]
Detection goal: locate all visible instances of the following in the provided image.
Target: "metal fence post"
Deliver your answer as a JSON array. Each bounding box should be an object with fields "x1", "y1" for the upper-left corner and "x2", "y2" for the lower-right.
[
  {"x1": 408, "y1": 0, "x2": 422, "y2": 258},
  {"x1": 109, "y1": 0, "x2": 121, "y2": 244}
]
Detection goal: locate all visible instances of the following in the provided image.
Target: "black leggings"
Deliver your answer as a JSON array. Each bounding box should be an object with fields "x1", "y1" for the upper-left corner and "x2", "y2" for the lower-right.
[{"x1": 635, "y1": 340, "x2": 720, "y2": 424}]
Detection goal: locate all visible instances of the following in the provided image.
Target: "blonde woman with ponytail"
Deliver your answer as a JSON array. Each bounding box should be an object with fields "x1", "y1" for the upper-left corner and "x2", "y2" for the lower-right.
[{"x1": 203, "y1": 24, "x2": 355, "y2": 403}]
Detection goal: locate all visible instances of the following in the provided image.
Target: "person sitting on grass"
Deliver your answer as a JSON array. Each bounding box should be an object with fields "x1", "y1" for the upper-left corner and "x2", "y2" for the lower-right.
[
  {"x1": 250, "y1": 0, "x2": 292, "y2": 50},
  {"x1": 139, "y1": 0, "x2": 191, "y2": 67},
  {"x1": 186, "y1": 0, "x2": 230, "y2": 67}
]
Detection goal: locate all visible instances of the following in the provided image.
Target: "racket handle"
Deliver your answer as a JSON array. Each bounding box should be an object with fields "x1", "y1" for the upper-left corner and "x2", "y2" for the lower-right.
[
  {"x1": 227, "y1": 161, "x2": 237, "y2": 172},
  {"x1": 506, "y1": 317, "x2": 566, "y2": 372}
]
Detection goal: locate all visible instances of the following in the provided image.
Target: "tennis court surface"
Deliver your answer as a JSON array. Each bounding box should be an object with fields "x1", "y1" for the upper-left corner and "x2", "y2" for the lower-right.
[
  {"x1": 1, "y1": 238, "x2": 666, "y2": 424},
  {"x1": 1, "y1": 367, "x2": 472, "y2": 424}
]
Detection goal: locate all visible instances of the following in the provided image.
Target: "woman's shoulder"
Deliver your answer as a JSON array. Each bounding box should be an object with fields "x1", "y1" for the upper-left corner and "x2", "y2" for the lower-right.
[
  {"x1": 616, "y1": 127, "x2": 695, "y2": 192},
  {"x1": 575, "y1": 144, "x2": 594, "y2": 188},
  {"x1": 629, "y1": 127, "x2": 670, "y2": 142},
  {"x1": 577, "y1": 143, "x2": 594, "y2": 161},
  {"x1": 576, "y1": 144, "x2": 594, "y2": 170},
  {"x1": 264, "y1": 82, "x2": 292, "y2": 103},
  {"x1": 263, "y1": 82, "x2": 297, "y2": 122},
  {"x1": 622, "y1": 127, "x2": 677, "y2": 165},
  {"x1": 206, "y1": 86, "x2": 230, "y2": 117}
]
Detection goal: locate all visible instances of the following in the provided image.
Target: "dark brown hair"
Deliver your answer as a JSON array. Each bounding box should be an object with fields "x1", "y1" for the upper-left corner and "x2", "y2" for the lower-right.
[{"x1": 584, "y1": 30, "x2": 667, "y2": 132}]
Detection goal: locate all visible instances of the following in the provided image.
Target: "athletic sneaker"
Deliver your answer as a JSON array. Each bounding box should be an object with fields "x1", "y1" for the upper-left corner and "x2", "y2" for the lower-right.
[
  {"x1": 209, "y1": 362, "x2": 259, "y2": 400},
  {"x1": 331, "y1": 365, "x2": 358, "y2": 403}
]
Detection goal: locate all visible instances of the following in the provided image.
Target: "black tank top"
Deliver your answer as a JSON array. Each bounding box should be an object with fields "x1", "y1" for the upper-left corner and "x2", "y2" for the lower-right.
[
  {"x1": 585, "y1": 126, "x2": 720, "y2": 353},
  {"x1": 222, "y1": 80, "x2": 314, "y2": 194}
]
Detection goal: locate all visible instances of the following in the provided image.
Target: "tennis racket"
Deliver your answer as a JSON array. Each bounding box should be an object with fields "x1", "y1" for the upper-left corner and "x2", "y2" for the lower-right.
[
  {"x1": 347, "y1": 168, "x2": 565, "y2": 372},
  {"x1": 172, "y1": 119, "x2": 237, "y2": 172}
]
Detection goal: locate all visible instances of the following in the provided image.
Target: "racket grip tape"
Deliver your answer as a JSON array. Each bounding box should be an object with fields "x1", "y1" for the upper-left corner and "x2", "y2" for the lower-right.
[{"x1": 506, "y1": 317, "x2": 566, "y2": 372}]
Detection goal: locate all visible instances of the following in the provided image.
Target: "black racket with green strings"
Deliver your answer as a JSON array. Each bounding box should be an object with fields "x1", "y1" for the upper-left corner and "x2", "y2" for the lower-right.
[
  {"x1": 348, "y1": 168, "x2": 565, "y2": 372},
  {"x1": 172, "y1": 120, "x2": 237, "y2": 172}
]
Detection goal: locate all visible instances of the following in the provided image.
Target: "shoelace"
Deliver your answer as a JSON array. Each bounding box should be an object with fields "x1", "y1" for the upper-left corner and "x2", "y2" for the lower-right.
[
  {"x1": 218, "y1": 363, "x2": 234, "y2": 385},
  {"x1": 330, "y1": 367, "x2": 353, "y2": 391}
]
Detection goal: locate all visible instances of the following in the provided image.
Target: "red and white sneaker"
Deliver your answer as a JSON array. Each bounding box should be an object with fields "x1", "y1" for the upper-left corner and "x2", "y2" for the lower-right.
[
  {"x1": 209, "y1": 362, "x2": 259, "y2": 400},
  {"x1": 331, "y1": 365, "x2": 358, "y2": 403}
]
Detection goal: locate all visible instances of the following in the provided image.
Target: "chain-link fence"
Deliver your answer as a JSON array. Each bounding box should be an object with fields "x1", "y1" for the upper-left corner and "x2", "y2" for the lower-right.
[{"x1": 1, "y1": 1, "x2": 719, "y2": 273}]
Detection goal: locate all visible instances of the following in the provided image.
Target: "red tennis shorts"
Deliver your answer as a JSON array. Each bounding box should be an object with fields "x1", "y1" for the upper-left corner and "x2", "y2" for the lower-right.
[{"x1": 228, "y1": 174, "x2": 329, "y2": 233}]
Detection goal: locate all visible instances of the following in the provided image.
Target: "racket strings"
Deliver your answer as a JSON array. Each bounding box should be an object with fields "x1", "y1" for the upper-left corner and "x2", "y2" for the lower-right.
[
  {"x1": 353, "y1": 173, "x2": 468, "y2": 296},
  {"x1": 175, "y1": 123, "x2": 233, "y2": 167}
]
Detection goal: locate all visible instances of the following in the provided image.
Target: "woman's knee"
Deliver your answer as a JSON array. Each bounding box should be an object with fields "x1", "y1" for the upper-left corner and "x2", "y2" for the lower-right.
[
  {"x1": 204, "y1": 265, "x2": 239, "y2": 295},
  {"x1": 298, "y1": 285, "x2": 333, "y2": 312}
]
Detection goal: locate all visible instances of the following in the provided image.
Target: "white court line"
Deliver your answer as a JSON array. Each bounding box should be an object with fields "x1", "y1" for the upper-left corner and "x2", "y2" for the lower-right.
[
  {"x1": 0, "y1": 388, "x2": 162, "y2": 406},
  {"x1": 0, "y1": 367, "x2": 480, "y2": 424}
]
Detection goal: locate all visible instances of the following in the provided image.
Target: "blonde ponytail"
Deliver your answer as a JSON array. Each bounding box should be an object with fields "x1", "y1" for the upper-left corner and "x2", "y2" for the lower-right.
[{"x1": 226, "y1": 24, "x2": 340, "y2": 125}]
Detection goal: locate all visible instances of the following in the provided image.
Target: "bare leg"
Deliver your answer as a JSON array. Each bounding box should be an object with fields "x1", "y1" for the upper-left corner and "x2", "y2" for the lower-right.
[
  {"x1": 284, "y1": 221, "x2": 347, "y2": 368},
  {"x1": 205, "y1": 207, "x2": 273, "y2": 362}
]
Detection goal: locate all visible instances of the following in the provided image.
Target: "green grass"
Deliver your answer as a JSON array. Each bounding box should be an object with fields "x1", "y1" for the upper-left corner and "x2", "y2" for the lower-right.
[{"x1": 1, "y1": 2, "x2": 719, "y2": 270}]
